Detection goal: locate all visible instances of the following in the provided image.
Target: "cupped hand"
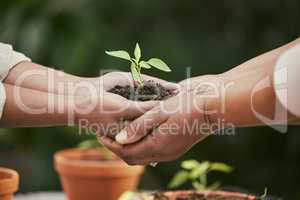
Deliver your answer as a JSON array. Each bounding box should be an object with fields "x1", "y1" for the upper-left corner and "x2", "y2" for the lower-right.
[
  {"x1": 99, "y1": 84, "x2": 220, "y2": 165},
  {"x1": 74, "y1": 72, "x2": 179, "y2": 137}
]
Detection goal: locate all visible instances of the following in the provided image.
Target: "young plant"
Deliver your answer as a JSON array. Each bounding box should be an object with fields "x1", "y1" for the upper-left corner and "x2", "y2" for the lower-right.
[
  {"x1": 105, "y1": 43, "x2": 171, "y2": 87},
  {"x1": 78, "y1": 139, "x2": 114, "y2": 160},
  {"x1": 78, "y1": 139, "x2": 103, "y2": 149},
  {"x1": 258, "y1": 188, "x2": 268, "y2": 200},
  {"x1": 118, "y1": 191, "x2": 153, "y2": 200},
  {"x1": 168, "y1": 160, "x2": 233, "y2": 192}
]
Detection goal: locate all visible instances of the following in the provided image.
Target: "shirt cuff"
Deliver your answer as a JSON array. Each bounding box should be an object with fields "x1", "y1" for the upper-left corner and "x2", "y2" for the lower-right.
[{"x1": 0, "y1": 42, "x2": 31, "y2": 81}]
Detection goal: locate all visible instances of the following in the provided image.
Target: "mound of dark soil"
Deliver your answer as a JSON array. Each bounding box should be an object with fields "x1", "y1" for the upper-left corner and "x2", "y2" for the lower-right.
[
  {"x1": 108, "y1": 80, "x2": 176, "y2": 101},
  {"x1": 153, "y1": 192, "x2": 205, "y2": 200},
  {"x1": 152, "y1": 191, "x2": 259, "y2": 200}
]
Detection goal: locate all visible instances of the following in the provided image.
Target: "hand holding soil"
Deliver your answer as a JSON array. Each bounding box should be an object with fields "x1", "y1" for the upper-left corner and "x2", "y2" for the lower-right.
[
  {"x1": 75, "y1": 72, "x2": 179, "y2": 137},
  {"x1": 99, "y1": 88, "x2": 215, "y2": 165},
  {"x1": 100, "y1": 38, "x2": 300, "y2": 165}
]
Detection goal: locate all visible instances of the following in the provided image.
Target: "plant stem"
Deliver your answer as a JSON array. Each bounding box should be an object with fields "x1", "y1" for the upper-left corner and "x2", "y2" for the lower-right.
[
  {"x1": 136, "y1": 64, "x2": 144, "y2": 87},
  {"x1": 200, "y1": 174, "x2": 207, "y2": 189}
]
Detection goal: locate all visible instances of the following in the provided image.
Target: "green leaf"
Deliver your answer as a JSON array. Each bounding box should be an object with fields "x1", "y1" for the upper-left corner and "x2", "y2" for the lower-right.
[
  {"x1": 210, "y1": 163, "x2": 233, "y2": 173},
  {"x1": 130, "y1": 62, "x2": 143, "y2": 86},
  {"x1": 190, "y1": 161, "x2": 210, "y2": 179},
  {"x1": 181, "y1": 160, "x2": 200, "y2": 170},
  {"x1": 208, "y1": 181, "x2": 221, "y2": 191},
  {"x1": 147, "y1": 58, "x2": 171, "y2": 72},
  {"x1": 192, "y1": 181, "x2": 205, "y2": 192},
  {"x1": 259, "y1": 188, "x2": 268, "y2": 200},
  {"x1": 105, "y1": 50, "x2": 131, "y2": 61},
  {"x1": 168, "y1": 171, "x2": 189, "y2": 189},
  {"x1": 140, "y1": 61, "x2": 151, "y2": 69},
  {"x1": 199, "y1": 174, "x2": 207, "y2": 187},
  {"x1": 77, "y1": 140, "x2": 102, "y2": 149},
  {"x1": 134, "y1": 43, "x2": 141, "y2": 62}
]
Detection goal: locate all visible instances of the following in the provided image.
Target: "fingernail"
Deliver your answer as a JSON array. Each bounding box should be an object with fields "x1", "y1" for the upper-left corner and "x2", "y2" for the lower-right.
[{"x1": 116, "y1": 130, "x2": 128, "y2": 144}]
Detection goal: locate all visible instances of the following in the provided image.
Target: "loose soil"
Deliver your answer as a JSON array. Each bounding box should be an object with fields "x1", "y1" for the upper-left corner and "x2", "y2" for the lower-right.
[
  {"x1": 108, "y1": 80, "x2": 176, "y2": 101},
  {"x1": 153, "y1": 192, "x2": 258, "y2": 200}
]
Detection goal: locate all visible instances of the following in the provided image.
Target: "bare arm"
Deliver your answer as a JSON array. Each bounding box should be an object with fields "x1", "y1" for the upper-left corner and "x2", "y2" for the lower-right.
[
  {"x1": 4, "y1": 61, "x2": 95, "y2": 96},
  {"x1": 209, "y1": 37, "x2": 300, "y2": 127},
  {"x1": 0, "y1": 84, "x2": 70, "y2": 128},
  {"x1": 0, "y1": 44, "x2": 168, "y2": 129}
]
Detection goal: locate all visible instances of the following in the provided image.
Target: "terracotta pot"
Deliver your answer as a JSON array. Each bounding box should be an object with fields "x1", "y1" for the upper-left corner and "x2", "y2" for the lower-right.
[
  {"x1": 54, "y1": 148, "x2": 144, "y2": 200},
  {"x1": 0, "y1": 168, "x2": 19, "y2": 200},
  {"x1": 156, "y1": 190, "x2": 258, "y2": 200}
]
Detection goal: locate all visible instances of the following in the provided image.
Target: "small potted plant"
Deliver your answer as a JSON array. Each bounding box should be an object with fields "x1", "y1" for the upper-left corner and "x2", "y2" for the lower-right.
[
  {"x1": 167, "y1": 160, "x2": 233, "y2": 191},
  {"x1": 54, "y1": 139, "x2": 145, "y2": 200},
  {"x1": 119, "y1": 160, "x2": 268, "y2": 200},
  {"x1": 106, "y1": 43, "x2": 177, "y2": 101},
  {"x1": 0, "y1": 167, "x2": 19, "y2": 200}
]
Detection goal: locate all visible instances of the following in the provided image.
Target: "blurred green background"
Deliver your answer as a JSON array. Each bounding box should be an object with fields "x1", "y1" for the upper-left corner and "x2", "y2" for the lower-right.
[{"x1": 0, "y1": 0, "x2": 300, "y2": 199}]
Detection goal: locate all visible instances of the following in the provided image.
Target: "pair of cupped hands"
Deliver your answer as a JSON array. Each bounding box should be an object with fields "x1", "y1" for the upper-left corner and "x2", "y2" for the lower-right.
[{"x1": 77, "y1": 72, "x2": 219, "y2": 165}]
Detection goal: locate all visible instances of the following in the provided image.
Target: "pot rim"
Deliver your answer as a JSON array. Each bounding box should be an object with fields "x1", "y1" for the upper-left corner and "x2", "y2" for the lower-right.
[
  {"x1": 54, "y1": 148, "x2": 144, "y2": 177},
  {"x1": 55, "y1": 148, "x2": 129, "y2": 166},
  {"x1": 160, "y1": 190, "x2": 257, "y2": 200},
  {"x1": 0, "y1": 167, "x2": 19, "y2": 195}
]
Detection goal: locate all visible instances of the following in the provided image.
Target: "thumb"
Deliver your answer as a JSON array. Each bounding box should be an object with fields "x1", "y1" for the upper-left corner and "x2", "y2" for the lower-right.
[{"x1": 115, "y1": 106, "x2": 169, "y2": 144}]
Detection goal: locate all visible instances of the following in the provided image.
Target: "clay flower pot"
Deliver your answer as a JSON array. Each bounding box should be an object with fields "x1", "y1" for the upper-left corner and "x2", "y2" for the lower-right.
[
  {"x1": 156, "y1": 190, "x2": 258, "y2": 200},
  {"x1": 0, "y1": 168, "x2": 19, "y2": 200},
  {"x1": 54, "y1": 148, "x2": 144, "y2": 200}
]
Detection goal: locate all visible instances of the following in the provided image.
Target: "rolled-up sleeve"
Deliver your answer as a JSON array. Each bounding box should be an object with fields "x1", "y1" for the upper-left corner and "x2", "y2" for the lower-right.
[
  {"x1": 0, "y1": 42, "x2": 31, "y2": 119},
  {"x1": 274, "y1": 44, "x2": 300, "y2": 117}
]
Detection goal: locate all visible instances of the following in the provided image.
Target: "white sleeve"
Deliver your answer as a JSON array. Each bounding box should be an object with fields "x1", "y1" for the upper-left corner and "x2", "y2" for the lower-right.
[
  {"x1": 0, "y1": 42, "x2": 31, "y2": 119},
  {"x1": 274, "y1": 44, "x2": 300, "y2": 117}
]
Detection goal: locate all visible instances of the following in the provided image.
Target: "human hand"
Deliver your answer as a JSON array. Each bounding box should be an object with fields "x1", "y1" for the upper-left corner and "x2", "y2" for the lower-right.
[
  {"x1": 74, "y1": 72, "x2": 178, "y2": 137},
  {"x1": 98, "y1": 77, "x2": 221, "y2": 165},
  {"x1": 98, "y1": 36, "x2": 300, "y2": 164}
]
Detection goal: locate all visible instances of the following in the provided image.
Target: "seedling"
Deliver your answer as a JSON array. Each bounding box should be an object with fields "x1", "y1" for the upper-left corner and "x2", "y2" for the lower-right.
[
  {"x1": 78, "y1": 139, "x2": 114, "y2": 160},
  {"x1": 78, "y1": 139, "x2": 103, "y2": 149},
  {"x1": 105, "y1": 43, "x2": 171, "y2": 87},
  {"x1": 258, "y1": 188, "x2": 268, "y2": 200},
  {"x1": 168, "y1": 160, "x2": 233, "y2": 192},
  {"x1": 118, "y1": 191, "x2": 153, "y2": 200}
]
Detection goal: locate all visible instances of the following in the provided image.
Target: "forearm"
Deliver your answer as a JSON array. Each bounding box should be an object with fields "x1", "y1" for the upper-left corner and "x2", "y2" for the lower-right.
[
  {"x1": 210, "y1": 38, "x2": 300, "y2": 127},
  {"x1": 4, "y1": 61, "x2": 96, "y2": 96},
  {"x1": 0, "y1": 84, "x2": 72, "y2": 128},
  {"x1": 216, "y1": 66, "x2": 278, "y2": 127}
]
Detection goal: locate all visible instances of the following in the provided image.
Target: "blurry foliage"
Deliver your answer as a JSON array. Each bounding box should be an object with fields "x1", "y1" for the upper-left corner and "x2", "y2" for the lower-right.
[
  {"x1": 0, "y1": 0, "x2": 300, "y2": 199},
  {"x1": 77, "y1": 139, "x2": 103, "y2": 149},
  {"x1": 168, "y1": 160, "x2": 233, "y2": 191},
  {"x1": 77, "y1": 139, "x2": 115, "y2": 160}
]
